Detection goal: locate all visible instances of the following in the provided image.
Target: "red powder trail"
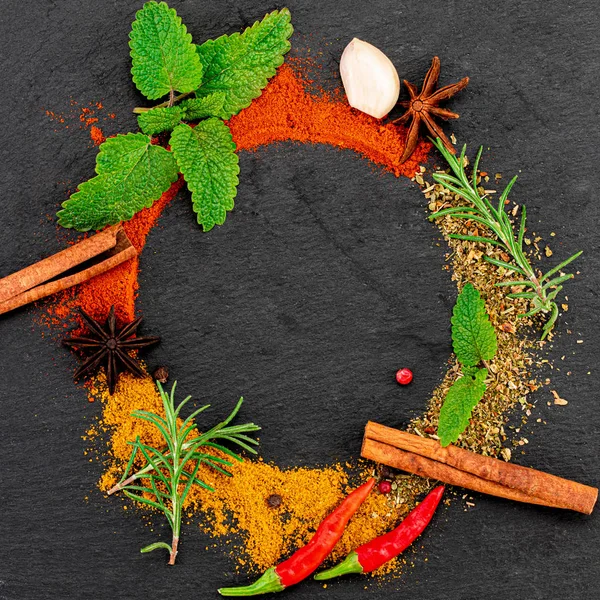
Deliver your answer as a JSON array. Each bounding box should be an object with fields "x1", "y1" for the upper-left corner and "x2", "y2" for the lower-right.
[
  {"x1": 41, "y1": 178, "x2": 184, "y2": 327},
  {"x1": 229, "y1": 64, "x2": 429, "y2": 177},
  {"x1": 41, "y1": 64, "x2": 429, "y2": 327}
]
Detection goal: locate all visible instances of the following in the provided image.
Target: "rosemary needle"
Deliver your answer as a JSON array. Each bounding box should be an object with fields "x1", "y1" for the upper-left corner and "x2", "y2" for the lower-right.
[{"x1": 429, "y1": 138, "x2": 581, "y2": 339}]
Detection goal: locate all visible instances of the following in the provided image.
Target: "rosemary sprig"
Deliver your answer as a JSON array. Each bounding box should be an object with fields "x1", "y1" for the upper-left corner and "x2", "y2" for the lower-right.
[
  {"x1": 108, "y1": 381, "x2": 260, "y2": 565},
  {"x1": 429, "y1": 138, "x2": 582, "y2": 339}
]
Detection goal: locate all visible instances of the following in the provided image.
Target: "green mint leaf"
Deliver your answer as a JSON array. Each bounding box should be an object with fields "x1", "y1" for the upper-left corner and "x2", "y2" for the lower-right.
[
  {"x1": 57, "y1": 133, "x2": 178, "y2": 231},
  {"x1": 130, "y1": 1, "x2": 203, "y2": 100},
  {"x1": 170, "y1": 120, "x2": 239, "y2": 231},
  {"x1": 137, "y1": 93, "x2": 227, "y2": 134},
  {"x1": 195, "y1": 8, "x2": 293, "y2": 119},
  {"x1": 438, "y1": 368, "x2": 488, "y2": 446},
  {"x1": 137, "y1": 106, "x2": 183, "y2": 135},
  {"x1": 180, "y1": 92, "x2": 227, "y2": 120},
  {"x1": 461, "y1": 365, "x2": 479, "y2": 377},
  {"x1": 451, "y1": 283, "x2": 498, "y2": 367}
]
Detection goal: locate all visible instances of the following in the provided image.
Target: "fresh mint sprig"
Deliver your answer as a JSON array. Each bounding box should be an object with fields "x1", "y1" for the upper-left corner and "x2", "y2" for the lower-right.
[
  {"x1": 429, "y1": 138, "x2": 581, "y2": 340},
  {"x1": 58, "y1": 2, "x2": 293, "y2": 232},
  {"x1": 438, "y1": 283, "x2": 498, "y2": 446}
]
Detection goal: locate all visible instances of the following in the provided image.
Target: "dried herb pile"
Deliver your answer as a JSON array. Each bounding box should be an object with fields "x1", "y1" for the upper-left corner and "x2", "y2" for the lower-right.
[{"x1": 410, "y1": 160, "x2": 541, "y2": 459}]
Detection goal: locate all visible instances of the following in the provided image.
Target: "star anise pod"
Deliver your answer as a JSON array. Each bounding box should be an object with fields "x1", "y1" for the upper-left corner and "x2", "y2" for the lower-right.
[
  {"x1": 64, "y1": 306, "x2": 160, "y2": 394},
  {"x1": 394, "y1": 56, "x2": 469, "y2": 164}
]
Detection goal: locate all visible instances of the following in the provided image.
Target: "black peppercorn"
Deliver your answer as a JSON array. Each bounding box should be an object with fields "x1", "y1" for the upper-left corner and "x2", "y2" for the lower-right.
[
  {"x1": 266, "y1": 493, "x2": 282, "y2": 508},
  {"x1": 153, "y1": 365, "x2": 169, "y2": 384},
  {"x1": 379, "y1": 465, "x2": 396, "y2": 480}
]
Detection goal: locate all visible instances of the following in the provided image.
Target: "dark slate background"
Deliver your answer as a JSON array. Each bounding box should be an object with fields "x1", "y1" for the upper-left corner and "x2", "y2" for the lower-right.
[{"x1": 0, "y1": 1, "x2": 598, "y2": 599}]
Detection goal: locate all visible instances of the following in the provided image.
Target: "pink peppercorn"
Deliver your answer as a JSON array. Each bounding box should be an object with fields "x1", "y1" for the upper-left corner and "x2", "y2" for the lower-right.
[
  {"x1": 378, "y1": 480, "x2": 392, "y2": 494},
  {"x1": 396, "y1": 368, "x2": 413, "y2": 385}
]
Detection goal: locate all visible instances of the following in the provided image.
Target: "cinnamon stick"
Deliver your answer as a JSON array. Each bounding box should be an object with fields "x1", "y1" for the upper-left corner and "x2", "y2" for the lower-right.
[
  {"x1": 362, "y1": 422, "x2": 597, "y2": 514},
  {"x1": 0, "y1": 225, "x2": 136, "y2": 315}
]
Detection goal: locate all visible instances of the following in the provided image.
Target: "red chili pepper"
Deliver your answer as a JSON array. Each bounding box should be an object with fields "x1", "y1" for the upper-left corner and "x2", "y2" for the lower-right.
[
  {"x1": 218, "y1": 478, "x2": 375, "y2": 596},
  {"x1": 314, "y1": 485, "x2": 444, "y2": 580}
]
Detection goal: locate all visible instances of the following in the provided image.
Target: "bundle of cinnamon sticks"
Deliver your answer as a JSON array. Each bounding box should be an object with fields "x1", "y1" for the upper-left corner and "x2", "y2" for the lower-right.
[
  {"x1": 362, "y1": 422, "x2": 597, "y2": 515},
  {"x1": 0, "y1": 224, "x2": 136, "y2": 315}
]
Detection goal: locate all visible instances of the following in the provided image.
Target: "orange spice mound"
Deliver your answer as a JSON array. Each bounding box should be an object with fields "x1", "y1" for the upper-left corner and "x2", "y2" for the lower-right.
[
  {"x1": 91, "y1": 372, "x2": 406, "y2": 575},
  {"x1": 189, "y1": 459, "x2": 406, "y2": 575},
  {"x1": 229, "y1": 63, "x2": 430, "y2": 177}
]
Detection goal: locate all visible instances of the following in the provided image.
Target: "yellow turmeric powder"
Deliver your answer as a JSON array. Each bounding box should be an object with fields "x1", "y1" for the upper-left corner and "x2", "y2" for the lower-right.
[{"x1": 87, "y1": 371, "x2": 416, "y2": 576}]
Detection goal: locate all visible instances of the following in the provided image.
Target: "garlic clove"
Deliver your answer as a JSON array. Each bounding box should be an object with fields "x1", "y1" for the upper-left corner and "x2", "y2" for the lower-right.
[{"x1": 339, "y1": 38, "x2": 400, "y2": 119}]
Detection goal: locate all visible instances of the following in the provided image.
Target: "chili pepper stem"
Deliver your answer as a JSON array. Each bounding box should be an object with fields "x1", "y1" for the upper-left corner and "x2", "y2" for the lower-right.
[
  {"x1": 218, "y1": 567, "x2": 285, "y2": 596},
  {"x1": 314, "y1": 552, "x2": 363, "y2": 580}
]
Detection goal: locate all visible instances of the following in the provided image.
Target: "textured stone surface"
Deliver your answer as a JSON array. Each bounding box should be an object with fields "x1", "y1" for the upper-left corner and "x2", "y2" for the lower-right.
[{"x1": 0, "y1": 1, "x2": 598, "y2": 599}]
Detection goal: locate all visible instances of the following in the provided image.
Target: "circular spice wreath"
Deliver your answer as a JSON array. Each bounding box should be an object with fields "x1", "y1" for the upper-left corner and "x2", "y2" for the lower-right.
[{"x1": 37, "y1": 59, "x2": 553, "y2": 578}]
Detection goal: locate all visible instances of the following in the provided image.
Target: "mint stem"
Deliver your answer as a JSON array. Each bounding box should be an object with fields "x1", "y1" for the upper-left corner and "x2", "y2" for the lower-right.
[{"x1": 133, "y1": 91, "x2": 193, "y2": 113}]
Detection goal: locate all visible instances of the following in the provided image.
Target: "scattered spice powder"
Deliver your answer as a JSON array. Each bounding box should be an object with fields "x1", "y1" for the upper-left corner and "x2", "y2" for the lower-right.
[
  {"x1": 79, "y1": 104, "x2": 102, "y2": 126},
  {"x1": 45, "y1": 100, "x2": 115, "y2": 146},
  {"x1": 43, "y1": 62, "x2": 546, "y2": 578},
  {"x1": 89, "y1": 371, "x2": 408, "y2": 576}
]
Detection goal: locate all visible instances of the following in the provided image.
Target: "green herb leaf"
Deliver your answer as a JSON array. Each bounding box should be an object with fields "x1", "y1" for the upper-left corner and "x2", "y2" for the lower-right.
[
  {"x1": 180, "y1": 92, "x2": 227, "y2": 120},
  {"x1": 461, "y1": 365, "x2": 479, "y2": 377},
  {"x1": 57, "y1": 133, "x2": 178, "y2": 231},
  {"x1": 137, "y1": 105, "x2": 182, "y2": 135},
  {"x1": 170, "y1": 120, "x2": 239, "y2": 231},
  {"x1": 429, "y1": 138, "x2": 581, "y2": 339},
  {"x1": 438, "y1": 368, "x2": 488, "y2": 446},
  {"x1": 195, "y1": 8, "x2": 293, "y2": 119},
  {"x1": 451, "y1": 283, "x2": 498, "y2": 367},
  {"x1": 130, "y1": 1, "x2": 203, "y2": 100}
]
